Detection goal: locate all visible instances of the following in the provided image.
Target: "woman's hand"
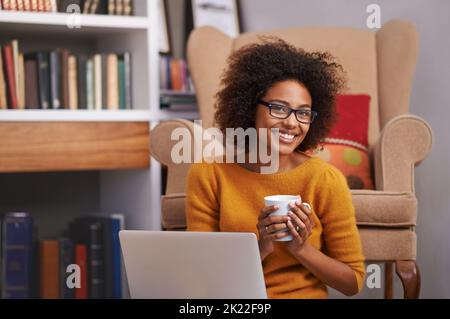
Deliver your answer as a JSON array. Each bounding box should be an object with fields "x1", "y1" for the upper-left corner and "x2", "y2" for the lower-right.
[
  {"x1": 286, "y1": 200, "x2": 315, "y2": 255},
  {"x1": 256, "y1": 205, "x2": 291, "y2": 260}
]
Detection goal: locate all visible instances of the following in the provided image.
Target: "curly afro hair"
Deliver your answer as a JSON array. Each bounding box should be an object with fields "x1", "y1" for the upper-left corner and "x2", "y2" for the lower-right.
[{"x1": 214, "y1": 37, "x2": 347, "y2": 152}]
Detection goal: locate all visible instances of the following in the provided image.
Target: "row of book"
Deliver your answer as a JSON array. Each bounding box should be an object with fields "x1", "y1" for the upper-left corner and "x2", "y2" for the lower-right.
[
  {"x1": 159, "y1": 56, "x2": 195, "y2": 93},
  {"x1": 0, "y1": 212, "x2": 128, "y2": 299},
  {"x1": 160, "y1": 90, "x2": 197, "y2": 112},
  {"x1": 0, "y1": 40, "x2": 132, "y2": 110},
  {"x1": 0, "y1": 0, "x2": 133, "y2": 15}
]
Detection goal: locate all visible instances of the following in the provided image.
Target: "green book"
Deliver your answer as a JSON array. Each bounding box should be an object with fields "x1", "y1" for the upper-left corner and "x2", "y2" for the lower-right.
[{"x1": 118, "y1": 58, "x2": 125, "y2": 110}]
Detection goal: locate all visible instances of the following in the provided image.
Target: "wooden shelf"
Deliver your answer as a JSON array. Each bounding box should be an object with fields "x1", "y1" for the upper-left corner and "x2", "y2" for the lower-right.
[
  {"x1": 0, "y1": 122, "x2": 150, "y2": 172},
  {"x1": 0, "y1": 110, "x2": 152, "y2": 122},
  {"x1": 0, "y1": 11, "x2": 149, "y2": 35}
]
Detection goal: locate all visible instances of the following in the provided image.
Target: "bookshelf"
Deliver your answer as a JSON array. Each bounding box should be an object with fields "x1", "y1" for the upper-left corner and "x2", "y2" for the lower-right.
[{"x1": 0, "y1": 1, "x2": 199, "y2": 243}]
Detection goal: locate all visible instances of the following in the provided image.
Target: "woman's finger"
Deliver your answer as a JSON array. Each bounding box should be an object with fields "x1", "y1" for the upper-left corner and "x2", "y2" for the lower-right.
[
  {"x1": 286, "y1": 220, "x2": 301, "y2": 240},
  {"x1": 263, "y1": 214, "x2": 289, "y2": 227},
  {"x1": 269, "y1": 230, "x2": 291, "y2": 241},
  {"x1": 287, "y1": 211, "x2": 306, "y2": 235},
  {"x1": 265, "y1": 221, "x2": 289, "y2": 234},
  {"x1": 259, "y1": 205, "x2": 279, "y2": 220},
  {"x1": 299, "y1": 202, "x2": 315, "y2": 228},
  {"x1": 289, "y1": 202, "x2": 311, "y2": 229}
]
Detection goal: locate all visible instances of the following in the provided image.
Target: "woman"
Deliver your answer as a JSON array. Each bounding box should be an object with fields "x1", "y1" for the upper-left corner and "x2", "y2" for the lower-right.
[{"x1": 186, "y1": 38, "x2": 365, "y2": 298}]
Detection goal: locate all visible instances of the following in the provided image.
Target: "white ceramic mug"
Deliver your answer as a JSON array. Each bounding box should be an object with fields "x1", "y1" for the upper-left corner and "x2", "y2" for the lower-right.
[{"x1": 264, "y1": 195, "x2": 301, "y2": 241}]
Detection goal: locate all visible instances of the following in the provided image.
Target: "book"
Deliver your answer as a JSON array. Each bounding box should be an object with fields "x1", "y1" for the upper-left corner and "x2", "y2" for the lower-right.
[
  {"x1": 118, "y1": 56, "x2": 125, "y2": 110},
  {"x1": 74, "y1": 244, "x2": 88, "y2": 299},
  {"x1": 68, "y1": 55, "x2": 78, "y2": 110},
  {"x1": 49, "y1": 50, "x2": 62, "y2": 109},
  {"x1": 18, "y1": 53, "x2": 25, "y2": 109},
  {"x1": 0, "y1": 48, "x2": 7, "y2": 109},
  {"x1": 59, "y1": 237, "x2": 74, "y2": 299},
  {"x1": 93, "y1": 54, "x2": 102, "y2": 110},
  {"x1": 11, "y1": 40, "x2": 19, "y2": 107},
  {"x1": 60, "y1": 49, "x2": 70, "y2": 109},
  {"x1": 1, "y1": 212, "x2": 33, "y2": 299},
  {"x1": 110, "y1": 214, "x2": 123, "y2": 299},
  {"x1": 77, "y1": 54, "x2": 87, "y2": 109},
  {"x1": 106, "y1": 53, "x2": 118, "y2": 110},
  {"x1": 86, "y1": 57, "x2": 94, "y2": 110},
  {"x1": 2, "y1": 44, "x2": 18, "y2": 109},
  {"x1": 39, "y1": 239, "x2": 59, "y2": 299},
  {"x1": 24, "y1": 57, "x2": 40, "y2": 109},
  {"x1": 121, "y1": 52, "x2": 131, "y2": 109}
]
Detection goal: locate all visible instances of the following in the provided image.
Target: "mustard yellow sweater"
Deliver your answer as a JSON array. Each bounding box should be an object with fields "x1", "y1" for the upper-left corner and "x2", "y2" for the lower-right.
[{"x1": 186, "y1": 157, "x2": 366, "y2": 299}]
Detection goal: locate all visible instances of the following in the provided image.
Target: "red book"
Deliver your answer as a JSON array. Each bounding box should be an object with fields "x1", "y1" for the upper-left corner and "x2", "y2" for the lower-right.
[
  {"x1": 2, "y1": 45, "x2": 18, "y2": 109},
  {"x1": 74, "y1": 244, "x2": 88, "y2": 299}
]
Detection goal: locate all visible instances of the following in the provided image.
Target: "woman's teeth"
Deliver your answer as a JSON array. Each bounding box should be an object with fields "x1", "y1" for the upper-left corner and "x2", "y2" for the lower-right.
[{"x1": 279, "y1": 133, "x2": 295, "y2": 142}]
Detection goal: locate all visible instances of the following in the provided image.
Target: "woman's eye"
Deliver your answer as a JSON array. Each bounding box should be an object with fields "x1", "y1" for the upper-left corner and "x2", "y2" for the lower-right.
[
  {"x1": 297, "y1": 110, "x2": 310, "y2": 116},
  {"x1": 271, "y1": 105, "x2": 286, "y2": 112}
]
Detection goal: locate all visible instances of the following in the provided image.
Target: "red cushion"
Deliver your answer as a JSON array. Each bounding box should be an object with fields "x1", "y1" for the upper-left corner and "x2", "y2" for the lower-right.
[{"x1": 311, "y1": 94, "x2": 375, "y2": 190}]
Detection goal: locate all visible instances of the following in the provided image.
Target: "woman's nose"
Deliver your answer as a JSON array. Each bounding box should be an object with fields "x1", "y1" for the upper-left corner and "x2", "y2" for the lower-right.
[{"x1": 281, "y1": 112, "x2": 299, "y2": 128}]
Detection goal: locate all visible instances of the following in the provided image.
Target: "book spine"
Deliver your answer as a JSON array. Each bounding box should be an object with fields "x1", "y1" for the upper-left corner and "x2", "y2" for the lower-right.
[
  {"x1": 86, "y1": 58, "x2": 94, "y2": 110},
  {"x1": 59, "y1": 238, "x2": 74, "y2": 299},
  {"x1": 0, "y1": 48, "x2": 8, "y2": 109},
  {"x1": 106, "y1": 53, "x2": 118, "y2": 110},
  {"x1": 11, "y1": 40, "x2": 19, "y2": 105},
  {"x1": 89, "y1": 222, "x2": 104, "y2": 298},
  {"x1": 111, "y1": 217, "x2": 122, "y2": 299},
  {"x1": 74, "y1": 244, "x2": 88, "y2": 299},
  {"x1": 101, "y1": 53, "x2": 107, "y2": 110},
  {"x1": 2, "y1": 45, "x2": 18, "y2": 109},
  {"x1": 49, "y1": 50, "x2": 61, "y2": 109},
  {"x1": 76, "y1": 55, "x2": 87, "y2": 109},
  {"x1": 24, "y1": 58, "x2": 40, "y2": 109},
  {"x1": 93, "y1": 54, "x2": 102, "y2": 110},
  {"x1": 23, "y1": 0, "x2": 30, "y2": 10},
  {"x1": 123, "y1": 52, "x2": 131, "y2": 109},
  {"x1": 1, "y1": 213, "x2": 33, "y2": 299},
  {"x1": 40, "y1": 240, "x2": 59, "y2": 299},
  {"x1": 68, "y1": 55, "x2": 78, "y2": 110},
  {"x1": 60, "y1": 49, "x2": 70, "y2": 109},
  {"x1": 118, "y1": 57, "x2": 125, "y2": 110},
  {"x1": 18, "y1": 53, "x2": 25, "y2": 109},
  {"x1": 2, "y1": 0, "x2": 12, "y2": 10},
  {"x1": 36, "y1": 52, "x2": 50, "y2": 109}
]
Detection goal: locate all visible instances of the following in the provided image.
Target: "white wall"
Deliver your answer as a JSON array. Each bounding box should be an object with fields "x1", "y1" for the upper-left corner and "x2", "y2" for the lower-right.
[{"x1": 239, "y1": 0, "x2": 450, "y2": 298}]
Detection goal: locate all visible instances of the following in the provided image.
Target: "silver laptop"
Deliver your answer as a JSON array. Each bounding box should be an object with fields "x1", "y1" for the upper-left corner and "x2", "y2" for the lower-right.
[{"x1": 119, "y1": 230, "x2": 267, "y2": 299}]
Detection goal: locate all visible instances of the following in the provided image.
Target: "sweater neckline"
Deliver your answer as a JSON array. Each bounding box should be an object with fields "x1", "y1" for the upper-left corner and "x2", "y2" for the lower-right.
[{"x1": 229, "y1": 155, "x2": 318, "y2": 179}]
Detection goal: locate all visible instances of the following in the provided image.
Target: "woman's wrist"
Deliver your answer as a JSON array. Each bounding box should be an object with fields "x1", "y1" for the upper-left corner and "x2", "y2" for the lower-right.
[{"x1": 290, "y1": 241, "x2": 313, "y2": 262}]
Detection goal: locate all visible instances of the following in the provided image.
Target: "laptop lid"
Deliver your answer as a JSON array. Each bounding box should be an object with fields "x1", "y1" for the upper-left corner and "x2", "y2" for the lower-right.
[{"x1": 119, "y1": 230, "x2": 267, "y2": 299}]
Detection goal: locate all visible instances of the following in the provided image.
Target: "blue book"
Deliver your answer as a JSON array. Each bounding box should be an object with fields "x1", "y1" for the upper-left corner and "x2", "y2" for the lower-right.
[
  {"x1": 1, "y1": 212, "x2": 33, "y2": 299},
  {"x1": 110, "y1": 216, "x2": 122, "y2": 299}
]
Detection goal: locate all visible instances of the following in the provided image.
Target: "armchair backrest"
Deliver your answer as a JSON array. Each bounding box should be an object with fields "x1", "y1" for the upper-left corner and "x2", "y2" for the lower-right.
[{"x1": 187, "y1": 20, "x2": 419, "y2": 147}]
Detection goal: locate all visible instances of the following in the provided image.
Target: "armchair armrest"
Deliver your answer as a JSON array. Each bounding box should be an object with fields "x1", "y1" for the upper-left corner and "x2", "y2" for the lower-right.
[
  {"x1": 373, "y1": 114, "x2": 433, "y2": 192},
  {"x1": 151, "y1": 119, "x2": 197, "y2": 194}
]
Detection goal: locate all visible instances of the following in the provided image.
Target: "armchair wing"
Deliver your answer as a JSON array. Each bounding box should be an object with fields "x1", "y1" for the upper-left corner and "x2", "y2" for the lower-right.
[{"x1": 373, "y1": 114, "x2": 433, "y2": 192}]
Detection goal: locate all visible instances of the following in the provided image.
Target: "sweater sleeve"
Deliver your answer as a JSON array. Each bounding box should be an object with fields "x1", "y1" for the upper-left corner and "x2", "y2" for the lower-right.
[
  {"x1": 185, "y1": 163, "x2": 220, "y2": 232},
  {"x1": 314, "y1": 167, "x2": 366, "y2": 292}
]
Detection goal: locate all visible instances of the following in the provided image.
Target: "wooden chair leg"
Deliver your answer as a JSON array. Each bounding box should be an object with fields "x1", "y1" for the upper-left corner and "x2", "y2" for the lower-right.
[
  {"x1": 384, "y1": 262, "x2": 394, "y2": 299},
  {"x1": 395, "y1": 260, "x2": 421, "y2": 299}
]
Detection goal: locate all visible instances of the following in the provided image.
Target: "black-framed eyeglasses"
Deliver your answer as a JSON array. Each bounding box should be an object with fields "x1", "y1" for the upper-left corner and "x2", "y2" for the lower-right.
[{"x1": 257, "y1": 99, "x2": 318, "y2": 124}]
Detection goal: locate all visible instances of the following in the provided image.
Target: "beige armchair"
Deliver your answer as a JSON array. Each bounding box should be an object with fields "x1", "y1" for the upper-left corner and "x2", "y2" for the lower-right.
[{"x1": 151, "y1": 20, "x2": 433, "y2": 299}]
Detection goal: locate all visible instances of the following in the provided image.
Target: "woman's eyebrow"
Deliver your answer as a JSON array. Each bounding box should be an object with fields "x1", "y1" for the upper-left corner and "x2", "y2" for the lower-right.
[{"x1": 269, "y1": 99, "x2": 311, "y2": 109}]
